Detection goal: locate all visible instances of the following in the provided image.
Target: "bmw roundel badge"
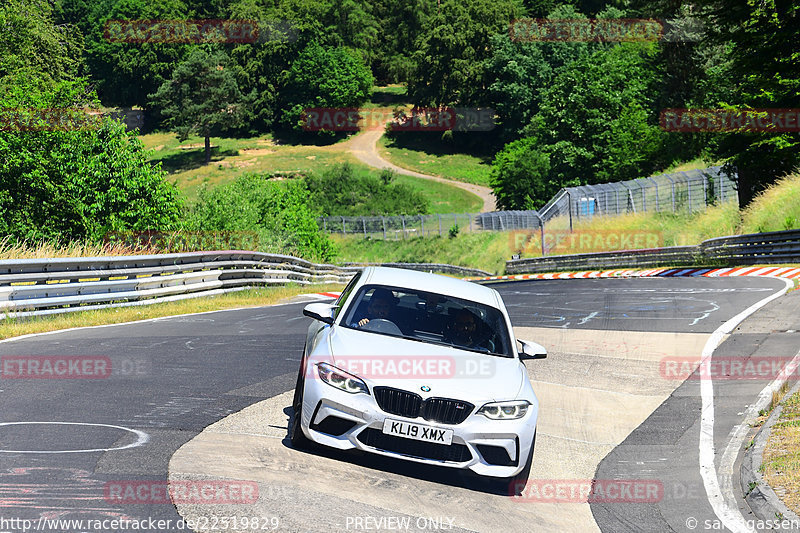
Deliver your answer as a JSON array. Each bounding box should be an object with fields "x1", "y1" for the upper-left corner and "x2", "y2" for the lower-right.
[{"x1": 421, "y1": 385, "x2": 431, "y2": 392}]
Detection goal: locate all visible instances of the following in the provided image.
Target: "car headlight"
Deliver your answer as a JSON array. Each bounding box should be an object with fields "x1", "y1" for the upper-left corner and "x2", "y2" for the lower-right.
[
  {"x1": 317, "y1": 363, "x2": 369, "y2": 394},
  {"x1": 477, "y1": 400, "x2": 530, "y2": 420}
]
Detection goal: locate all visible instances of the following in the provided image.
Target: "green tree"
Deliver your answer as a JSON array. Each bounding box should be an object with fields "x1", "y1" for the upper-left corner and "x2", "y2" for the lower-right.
[
  {"x1": 149, "y1": 48, "x2": 250, "y2": 164},
  {"x1": 489, "y1": 136, "x2": 554, "y2": 210},
  {"x1": 485, "y1": 5, "x2": 589, "y2": 140},
  {"x1": 699, "y1": 0, "x2": 800, "y2": 207},
  {"x1": 278, "y1": 41, "x2": 373, "y2": 132},
  {"x1": 530, "y1": 41, "x2": 665, "y2": 186},
  {"x1": 0, "y1": 0, "x2": 85, "y2": 86},
  {"x1": 80, "y1": 0, "x2": 192, "y2": 108},
  {"x1": 0, "y1": 78, "x2": 183, "y2": 242},
  {"x1": 407, "y1": 0, "x2": 522, "y2": 106}
]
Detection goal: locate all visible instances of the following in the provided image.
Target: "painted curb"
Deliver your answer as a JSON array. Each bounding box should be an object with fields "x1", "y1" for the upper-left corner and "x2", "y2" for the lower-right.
[{"x1": 468, "y1": 266, "x2": 800, "y2": 282}]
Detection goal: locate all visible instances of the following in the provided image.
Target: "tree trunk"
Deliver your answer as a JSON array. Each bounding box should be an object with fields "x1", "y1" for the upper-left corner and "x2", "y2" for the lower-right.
[{"x1": 204, "y1": 135, "x2": 211, "y2": 165}]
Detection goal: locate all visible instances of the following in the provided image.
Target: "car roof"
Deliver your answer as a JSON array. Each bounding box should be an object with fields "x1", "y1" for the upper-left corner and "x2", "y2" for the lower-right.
[{"x1": 359, "y1": 266, "x2": 501, "y2": 308}]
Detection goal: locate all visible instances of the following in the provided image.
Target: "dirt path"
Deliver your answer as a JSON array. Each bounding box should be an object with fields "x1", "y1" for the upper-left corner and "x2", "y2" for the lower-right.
[{"x1": 345, "y1": 129, "x2": 497, "y2": 212}]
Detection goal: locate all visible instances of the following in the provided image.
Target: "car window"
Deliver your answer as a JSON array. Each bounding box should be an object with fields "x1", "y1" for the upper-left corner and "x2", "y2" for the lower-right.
[
  {"x1": 340, "y1": 284, "x2": 513, "y2": 357},
  {"x1": 331, "y1": 271, "x2": 362, "y2": 321}
]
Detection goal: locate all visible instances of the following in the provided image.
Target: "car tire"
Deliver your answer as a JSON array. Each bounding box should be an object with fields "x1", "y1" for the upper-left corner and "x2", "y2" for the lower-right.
[
  {"x1": 290, "y1": 358, "x2": 311, "y2": 450},
  {"x1": 506, "y1": 431, "x2": 535, "y2": 496}
]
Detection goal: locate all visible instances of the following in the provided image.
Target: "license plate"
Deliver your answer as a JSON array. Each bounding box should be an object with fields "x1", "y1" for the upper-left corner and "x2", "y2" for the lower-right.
[{"x1": 382, "y1": 419, "x2": 453, "y2": 445}]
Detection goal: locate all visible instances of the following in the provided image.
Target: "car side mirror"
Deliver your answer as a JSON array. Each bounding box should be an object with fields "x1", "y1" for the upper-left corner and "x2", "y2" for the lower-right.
[
  {"x1": 303, "y1": 303, "x2": 335, "y2": 325},
  {"x1": 518, "y1": 339, "x2": 547, "y2": 360}
]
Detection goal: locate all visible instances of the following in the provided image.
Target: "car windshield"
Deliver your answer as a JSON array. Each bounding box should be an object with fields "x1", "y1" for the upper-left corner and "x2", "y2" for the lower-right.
[{"x1": 340, "y1": 285, "x2": 514, "y2": 357}]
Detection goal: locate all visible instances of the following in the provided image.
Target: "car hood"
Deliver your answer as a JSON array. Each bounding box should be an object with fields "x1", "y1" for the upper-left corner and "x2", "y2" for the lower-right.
[{"x1": 322, "y1": 326, "x2": 525, "y2": 403}]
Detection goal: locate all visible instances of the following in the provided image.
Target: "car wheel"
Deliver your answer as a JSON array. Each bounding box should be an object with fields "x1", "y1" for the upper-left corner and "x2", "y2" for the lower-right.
[
  {"x1": 290, "y1": 358, "x2": 311, "y2": 449},
  {"x1": 507, "y1": 431, "x2": 535, "y2": 496}
]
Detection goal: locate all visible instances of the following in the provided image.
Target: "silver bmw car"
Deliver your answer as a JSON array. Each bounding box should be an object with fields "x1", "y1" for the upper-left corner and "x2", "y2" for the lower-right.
[{"x1": 290, "y1": 266, "x2": 546, "y2": 492}]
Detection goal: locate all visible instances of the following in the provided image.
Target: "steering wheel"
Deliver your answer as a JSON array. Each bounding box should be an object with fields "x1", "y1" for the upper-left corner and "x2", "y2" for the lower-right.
[{"x1": 360, "y1": 318, "x2": 403, "y2": 335}]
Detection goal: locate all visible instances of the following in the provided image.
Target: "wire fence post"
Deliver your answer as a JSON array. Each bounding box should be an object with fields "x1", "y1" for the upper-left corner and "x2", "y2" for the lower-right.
[
  {"x1": 342, "y1": 216, "x2": 346, "y2": 235},
  {"x1": 534, "y1": 213, "x2": 545, "y2": 256},
  {"x1": 438, "y1": 214, "x2": 442, "y2": 235},
  {"x1": 362, "y1": 217, "x2": 367, "y2": 237},
  {"x1": 381, "y1": 216, "x2": 386, "y2": 240},
  {"x1": 401, "y1": 215, "x2": 406, "y2": 239},
  {"x1": 420, "y1": 215, "x2": 424, "y2": 236}
]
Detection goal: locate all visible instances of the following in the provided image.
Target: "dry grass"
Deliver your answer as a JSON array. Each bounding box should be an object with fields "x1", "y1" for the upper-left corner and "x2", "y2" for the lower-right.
[
  {"x1": 762, "y1": 389, "x2": 800, "y2": 514},
  {"x1": 0, "y1": 237, "x2": 164, "y2": 260},
  {"x1": 0, "y1": 283, "x2": 344, "y2": 341}
]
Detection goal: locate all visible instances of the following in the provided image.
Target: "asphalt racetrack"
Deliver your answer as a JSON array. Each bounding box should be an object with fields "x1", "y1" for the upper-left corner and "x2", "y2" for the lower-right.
[{"x1": 0, "y1": 276, "x2": 793, "y2": 532}]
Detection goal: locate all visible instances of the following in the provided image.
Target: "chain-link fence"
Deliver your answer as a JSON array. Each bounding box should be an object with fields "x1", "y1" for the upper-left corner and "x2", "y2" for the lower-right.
[
  {"x1": 320, "y1": 166, "x2": 737, "y2": 239},
  {"x1": 538, "y1": 166, "x2": 737, "y2": 224}
]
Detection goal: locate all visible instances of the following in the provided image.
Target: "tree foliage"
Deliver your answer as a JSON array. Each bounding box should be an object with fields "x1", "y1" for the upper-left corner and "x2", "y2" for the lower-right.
[
  {"x1": 489, "y1": 136, "x2": 554, "y2": 210},
  {"x1": 149, "y1": 48, "x2": 250, "y2": 164},
  {"x1": 0, "y1": 79, "x2": 183, "y2": 242},
  {"x1": 190, "y1": 174, "x2": 335, "y2": 261},
  {"x1": 279, "y1": 42, "x2": 373, "y2": 132}
]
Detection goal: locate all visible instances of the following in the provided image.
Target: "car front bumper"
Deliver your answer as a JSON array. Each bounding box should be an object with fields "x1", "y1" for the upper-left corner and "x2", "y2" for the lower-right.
[{"x1": 299, "y1": 377, "x2": 537, "y2": 478}]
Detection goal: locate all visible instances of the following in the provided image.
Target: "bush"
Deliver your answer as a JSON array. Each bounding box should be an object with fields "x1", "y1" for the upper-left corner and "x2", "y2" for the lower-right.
[
  {"x1": 0, "y1": 77, "x2": 183, "y2": 242},
  {"x1": 489, "y1": 136, "x2": 555, "y2": 210},
  {"x1": 305, "y1": 163, "x2": 429, "y2": 216},
  {"x1": 190, "y1": 174, "x2": 335, "y2": 261}
]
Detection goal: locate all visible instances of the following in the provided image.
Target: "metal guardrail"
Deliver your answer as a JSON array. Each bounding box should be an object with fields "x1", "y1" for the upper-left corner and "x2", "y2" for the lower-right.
[
  {"x1": 506, "y1": 229, "x2": 800, "y2": 274},
  {"x1": 0, "y1": 252, "x2": 492, "y2": 319}
]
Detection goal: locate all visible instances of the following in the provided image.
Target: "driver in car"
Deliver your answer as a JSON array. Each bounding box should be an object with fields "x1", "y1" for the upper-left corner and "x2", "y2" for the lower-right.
[{"x1": 355, "y1": 288, "x2": 398, "y2": 327}]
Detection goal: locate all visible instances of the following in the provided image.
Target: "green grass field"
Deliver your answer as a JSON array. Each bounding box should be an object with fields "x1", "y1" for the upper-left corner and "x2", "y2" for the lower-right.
[
  {"x1": 378, "y1": 135, "x2": 493, "y2": 186},
  {"x1": 138, "y1": 130, "x2": 481, "y2": 213}
]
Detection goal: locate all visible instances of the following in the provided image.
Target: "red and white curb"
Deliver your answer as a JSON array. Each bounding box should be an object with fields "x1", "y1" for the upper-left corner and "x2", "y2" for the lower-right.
[{"x1": 470, "y1": 266, "x2": 800, "y2": 282}]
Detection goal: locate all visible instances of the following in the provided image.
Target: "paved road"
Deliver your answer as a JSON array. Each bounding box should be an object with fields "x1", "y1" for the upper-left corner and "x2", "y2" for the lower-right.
[{"x1": 0, "y1": 277, "x2": 788, "y2": 532}]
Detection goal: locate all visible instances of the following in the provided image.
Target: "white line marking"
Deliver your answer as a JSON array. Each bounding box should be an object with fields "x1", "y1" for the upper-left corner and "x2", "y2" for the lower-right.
[
  {"x1": 0, "y1": 422, "x2": 149, "y2": 454},
  {"x1": 699, "y1": 277, "x2": 792, "y2": 533}
]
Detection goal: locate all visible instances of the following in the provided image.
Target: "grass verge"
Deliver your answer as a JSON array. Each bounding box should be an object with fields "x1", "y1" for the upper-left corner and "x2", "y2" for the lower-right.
[
  {"x1": 378, "y1": 135, "x2": 492, "y2": 186},
  {"x1": 762, "y1": 387, "x2": 800, "y2": 515},
  {"x1": 0, "y1": 283, "x2": 344, "y2": 341},
  {"x1": 332, "y1": 232, "x2": 512, "y2": 274}
]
